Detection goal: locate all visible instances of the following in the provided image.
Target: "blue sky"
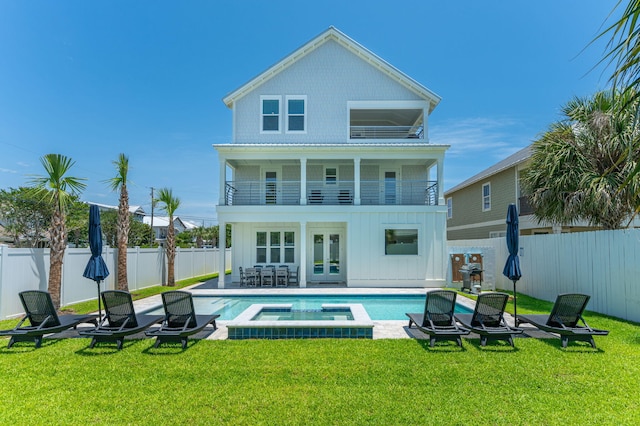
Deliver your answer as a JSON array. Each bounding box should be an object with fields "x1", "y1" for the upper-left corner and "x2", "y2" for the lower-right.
[{"x1": 0, "y1": 0, "x2": 621, "y2": 225}]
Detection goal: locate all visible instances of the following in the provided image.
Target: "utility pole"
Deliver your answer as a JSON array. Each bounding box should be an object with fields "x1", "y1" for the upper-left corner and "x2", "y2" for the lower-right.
[{"x1": 150, "y1": 187, "x2": 154, "y2": 246}]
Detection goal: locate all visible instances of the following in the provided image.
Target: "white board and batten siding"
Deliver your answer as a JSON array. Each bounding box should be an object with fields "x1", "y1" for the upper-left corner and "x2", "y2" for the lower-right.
[{"x1": 448, "y1": 229, "x2": 640, "y2": 323}]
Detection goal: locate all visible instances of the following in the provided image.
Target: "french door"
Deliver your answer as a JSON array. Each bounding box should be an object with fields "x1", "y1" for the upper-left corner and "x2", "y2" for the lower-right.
[{"x1": 311, "y1": 230, "x2": 344, "y2": 282}]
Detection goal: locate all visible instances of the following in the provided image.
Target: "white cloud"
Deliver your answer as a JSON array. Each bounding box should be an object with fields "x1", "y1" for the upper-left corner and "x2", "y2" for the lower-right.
[
  {"x1": 431, "y1": 116, "x2": 534, "y2": 190},
  {"x1": 431, "y1": 116, "x2": 530, "y2": 159},
  {"x1": 0, "y1": 168, "x2": 17, "y2": 174}
]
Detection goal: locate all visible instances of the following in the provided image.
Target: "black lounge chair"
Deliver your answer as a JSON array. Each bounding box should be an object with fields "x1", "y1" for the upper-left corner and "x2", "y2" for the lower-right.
[
  {"x1": 454, "y1": 292, "x2": 522, "y2": 347},
  {"x1": 0, "y1": 290, "x2": 97, "y2": 348},
  {"x1": 79, "y1": 290, "x2": 163, "y2": 350},
  {"x1": 517, "y1": 293, "x2": 609, "y2": 348},
  {"x1": 145, "y1": 291, "x2": 219, "y2": 349},
  {"x1": 406, "y1": 290, "x2": 470, "y2": 347}
]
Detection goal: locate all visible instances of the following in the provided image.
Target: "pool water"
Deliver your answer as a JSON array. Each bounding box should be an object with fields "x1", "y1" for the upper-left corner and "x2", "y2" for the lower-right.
[
  {"x1": 146, "y1": 294, "x2": 472, "y2": 321},
  {"x1": 252, "y1": 307, "x2": 355, "y2": 321}
]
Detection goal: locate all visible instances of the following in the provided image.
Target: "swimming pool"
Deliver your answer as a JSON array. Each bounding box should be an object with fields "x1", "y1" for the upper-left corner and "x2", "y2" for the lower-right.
[{"x1": 144, "y1": 294, "x2": 473, "y2": 321}]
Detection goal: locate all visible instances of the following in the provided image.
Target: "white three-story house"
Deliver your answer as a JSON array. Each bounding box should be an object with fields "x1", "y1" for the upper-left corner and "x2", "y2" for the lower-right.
[{"x1": 215, "y1": 27, "x2": 449, "y2": 288}]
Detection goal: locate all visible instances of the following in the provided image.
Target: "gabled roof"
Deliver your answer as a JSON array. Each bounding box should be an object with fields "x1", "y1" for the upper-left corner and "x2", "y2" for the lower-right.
[
  {"x1": 222, "y1": 26, "x2": 441, "y2": 113},
  {"x1": 89, "y1": 202, "x2": 146, "y2": 216},
  {"x1": 445, "y1": 145, "x2": 532, "y2": 195},
  {"x1": 143, "y1": 216, "x2": 187, "y2": 229}
]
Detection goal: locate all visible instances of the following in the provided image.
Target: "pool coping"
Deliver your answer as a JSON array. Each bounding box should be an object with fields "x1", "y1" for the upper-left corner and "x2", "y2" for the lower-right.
[{"x1": 229, "y1": 303, "x2": 374, "y2": 328}]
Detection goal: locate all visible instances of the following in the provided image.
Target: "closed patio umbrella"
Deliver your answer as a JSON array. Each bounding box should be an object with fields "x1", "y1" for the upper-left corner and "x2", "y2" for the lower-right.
[
  {"x1": 83, "y1": 204, "x2": 110, "y2": 321},
  {"x1": 502, "y1": 203, "x2": 522, "y2": 325}
]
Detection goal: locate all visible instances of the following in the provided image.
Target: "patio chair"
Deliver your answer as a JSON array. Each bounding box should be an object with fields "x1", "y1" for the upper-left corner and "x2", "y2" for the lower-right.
[
  {"x1": 261, "y1": 268, "x2": 274, "y2": 287},
  {"x1": 79, "y1": 290, "x2": 163, "y2": 350},
  {"x1": 454, "y1": 292, "x2": 522, "y2": 347},
  {"x1": 287, "y1": 266, "x2": 300, "y2": 287},
  {"x1": 308, "y1": 190, "x2": 324, "y2": 204},
  {"x1": 0, "y1": 290, "x2": 97, "y2": 349},
  {"x1": 517, "y1": 293, "x2": 609, "y2": 348},
  {"x1": 406, "y1": 290, "x2": 470, "y2": 347},
  {"x1": 145, "y1": 291, "x2": 219, "y2": 349},
  {"x1": 275, "y1": 267, "x2": 288, "y2": 287},
  {"x1": 239, "y1": 267, "x2": 247, "y2": 287},
  {"x1": 244, "y1": 267, "x2": 259, "y2": 287}
]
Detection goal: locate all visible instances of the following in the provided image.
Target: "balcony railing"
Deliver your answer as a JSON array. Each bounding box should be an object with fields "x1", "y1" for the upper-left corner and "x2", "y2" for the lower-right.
[
  {"x1": 225, "y1": 180, "x2": 439, "y2": 206},
  {"x1": 349, "y1": 126, "x2": 424, "y2": 140}
]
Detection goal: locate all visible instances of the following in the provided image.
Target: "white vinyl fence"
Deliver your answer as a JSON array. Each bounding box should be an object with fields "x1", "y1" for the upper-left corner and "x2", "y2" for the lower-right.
[
  {"x1": 0, "y1": 246, "x2": 231, "y2": 320},
  {"x1": 448, "y1": 228, "x2": 640, "y2": 323}
]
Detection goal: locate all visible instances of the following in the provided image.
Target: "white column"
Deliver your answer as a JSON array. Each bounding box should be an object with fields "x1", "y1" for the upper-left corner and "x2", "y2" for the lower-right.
[
  {"x1": 299, "y1": 222, "x2": 307, "y2": 287},
  {"x1": 218, "y1": 220, "x2": 226, "y2": 288},
  {"x1": 300, "y1": 157, "x2": 307, "y2": 205},
  {"x1": 354, "y1": 157, "x2": 361, "y2": 206},
  {"x1": 437, "y1": 154, "x2": 445, "y2": 205},
  {"x1": 218, "y1": 156, "x2": 227, "y2": 206}
]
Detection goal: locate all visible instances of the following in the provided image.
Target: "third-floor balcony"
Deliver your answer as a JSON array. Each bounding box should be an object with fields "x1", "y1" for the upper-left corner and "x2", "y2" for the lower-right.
[{"x1": 225, "y1": 180, "x2": 439, "y2": 206}]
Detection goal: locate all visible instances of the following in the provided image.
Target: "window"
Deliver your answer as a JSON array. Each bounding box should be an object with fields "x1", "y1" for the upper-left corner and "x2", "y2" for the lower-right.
[
  {"x1": 270, "y1": 232, "x2": 281, "y2": 263},
  {"x1": 446, "y1": 197, "x2": 452, "y2": 219},
  {"x1": 256, "y1": 231, "x2": 295, "y2": 264},
  {"x1": 284, "y1": 231, "x2": 295, "y2": 263},
  {"x1": 256, "y1": 232, "x2": 267, "y2": 263},
  {"x1": 261, "y1": 96, "x2": 281, "y2": 132},
  {"x1": 286, "y1": 96, "x2": 306, "y2": 132},
  {"x1": 325, "y1": 167, "x2": 337, "y2": 185},
  {"x1": 482, "y1": 183, "x2": 491, "y2": 211},
  {"x1": 385, "y1": 229, "x2": 418, "y2": 255}
]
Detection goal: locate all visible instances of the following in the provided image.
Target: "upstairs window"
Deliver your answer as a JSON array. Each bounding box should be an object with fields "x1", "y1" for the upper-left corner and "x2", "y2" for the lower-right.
[
  {"x1": 261, "y1": 96, "x2": 281, "y2": 133},
  {"x1": 447, "y1": 197, "x2": 452, "y2": 219},
  {"x1": 325, "y1": 167, "x2": 337, "y2": 185},
  {"x1": 482, "y1": 183, "x2": 491, "y2": 212},
  {"x1": 286, "y1": 96, "x2": 306, "y2": 133}
]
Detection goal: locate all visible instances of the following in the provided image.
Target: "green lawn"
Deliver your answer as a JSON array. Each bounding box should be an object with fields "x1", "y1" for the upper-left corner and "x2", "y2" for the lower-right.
[{"x1": 0, "y1": 291, "x2": 638, "y2": 425}]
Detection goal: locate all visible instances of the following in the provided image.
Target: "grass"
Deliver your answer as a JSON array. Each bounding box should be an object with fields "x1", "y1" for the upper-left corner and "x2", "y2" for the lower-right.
[
  {"x1": 0, "y1": 272, "x2": 223, "y2": 330},
  {"x1": 0, "y1": 291, "x2": 639, "y2": 424}
]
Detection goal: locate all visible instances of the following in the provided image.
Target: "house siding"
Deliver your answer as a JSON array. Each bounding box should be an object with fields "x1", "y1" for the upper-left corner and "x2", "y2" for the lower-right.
[
  {"x1": 233, "y1": 40, "x2": 422, "y2": 144},
  {"x1": 446, "y1": 168, "x2": 516, "y2": 239},
  {"x1": 229, "y1": 210, "x2": 447, "y2": 287}
]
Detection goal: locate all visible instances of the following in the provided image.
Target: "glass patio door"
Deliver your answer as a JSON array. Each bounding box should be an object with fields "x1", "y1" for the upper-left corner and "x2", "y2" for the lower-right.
[
  {"x1": 382, "y1": 170, "x2": 398, "y2": 205},
  {"x1": 312, "y1": 232, "x2": 342, "y2": 281},
  {"x1": 265, "y1": 171, "x2": 277, "y2": 204}
]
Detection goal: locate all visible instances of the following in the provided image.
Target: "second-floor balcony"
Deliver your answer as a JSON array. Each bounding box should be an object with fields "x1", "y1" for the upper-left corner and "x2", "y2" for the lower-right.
[
  {"x1": 225, "y1": 180, "x2": 439, "y2": 206},
  {"x1": 350, "y1": 125, "x2": 424, "y2": 140}
]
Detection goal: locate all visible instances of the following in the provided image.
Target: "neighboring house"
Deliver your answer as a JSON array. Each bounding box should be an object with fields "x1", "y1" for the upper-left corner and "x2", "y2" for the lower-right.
[
  {"x1": 444, "y1": 145, "x2": 599, "y2": 240},
  {"x1": 143, "y1": 216, "x2": 187, "y2": 242},
  {"x1": 214, "y1": 27, "x2": 448, "y2": 288},
  {"x1": 90, "y1": 202, "x2": 146, "y2": 222}
]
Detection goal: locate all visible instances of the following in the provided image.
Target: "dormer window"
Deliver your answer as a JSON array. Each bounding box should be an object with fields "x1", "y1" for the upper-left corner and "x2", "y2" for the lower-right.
[
  {"x1": 261, "y1": 96, "x2": 281, "y2": 133},
  {"x1": 286, "y1": 96, "x2": 306, "y2": 133}
]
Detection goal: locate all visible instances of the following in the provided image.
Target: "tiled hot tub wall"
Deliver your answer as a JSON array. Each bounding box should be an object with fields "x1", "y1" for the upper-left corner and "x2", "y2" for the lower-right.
[{"x1": 227, "y1": 304, "x2": 374, "y2": 340}]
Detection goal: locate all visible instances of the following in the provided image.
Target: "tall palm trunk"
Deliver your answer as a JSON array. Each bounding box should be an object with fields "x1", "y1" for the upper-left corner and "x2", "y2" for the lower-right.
[
  {"x1": 166, "y1": 220, "x2": 176, "y2": 286},
  {"x1": 48, "y1": 206, "x2": 66, "y2": 309},
  {"x1": 116, "y1": 183, "x2": 130, "y2": 291}
]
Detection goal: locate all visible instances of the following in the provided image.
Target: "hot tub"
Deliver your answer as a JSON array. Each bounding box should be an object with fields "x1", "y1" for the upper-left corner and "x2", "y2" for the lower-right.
[{"x1": 226, "y1": 304, "x2": 374, "y2": 339}]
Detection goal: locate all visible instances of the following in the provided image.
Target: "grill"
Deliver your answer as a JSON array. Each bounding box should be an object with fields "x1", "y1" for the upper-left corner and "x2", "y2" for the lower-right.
[{"x1": 459, "y1": 263, "x2": 483, "y2": 293}]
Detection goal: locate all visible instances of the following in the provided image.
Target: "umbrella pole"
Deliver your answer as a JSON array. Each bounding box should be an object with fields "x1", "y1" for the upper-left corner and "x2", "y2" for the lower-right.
[
  {"x1": 97, "y1": 280, "x2": 102, "y2": 323},
  {"x1": 512, "y1": 279, "x2": 518, "y2": 327}
]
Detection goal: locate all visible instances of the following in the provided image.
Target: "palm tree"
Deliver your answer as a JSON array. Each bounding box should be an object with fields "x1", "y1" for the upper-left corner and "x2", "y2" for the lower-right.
[
  {"x1": 600, "y1": 1, "x2": 640, "y2": 100},
  {"x1": 522, "y1": 90, "x2": 640, "y2": 229},
  {"x1": 155, "y1": 188, "x2": 180, "y2": 286},
  {"x1": 105, "y1": 154, "x2": 130, "y2": 291},
  {"x1": 29, "y1": 154, "x2": 86, "y2": 309},
  {"x1": 597, "y1": 1, "x2": 640, "y2": 203}
]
